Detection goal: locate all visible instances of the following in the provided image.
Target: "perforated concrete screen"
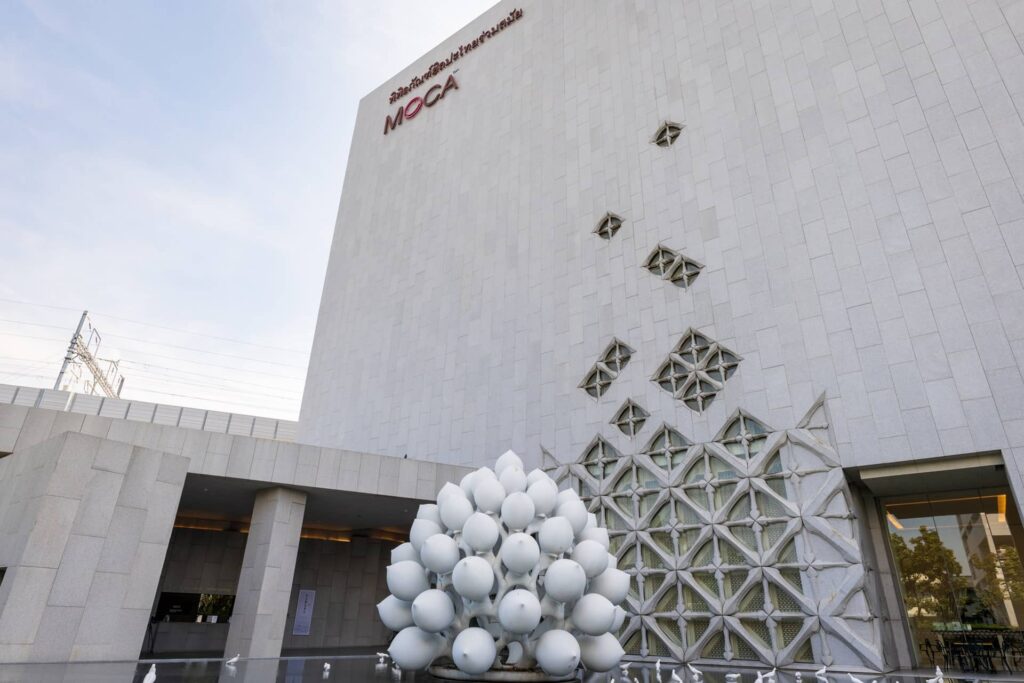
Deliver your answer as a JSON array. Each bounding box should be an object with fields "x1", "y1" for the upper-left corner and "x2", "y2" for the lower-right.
[{"x1": 545, "y1": 398, "x2": 883, "y2": 669}]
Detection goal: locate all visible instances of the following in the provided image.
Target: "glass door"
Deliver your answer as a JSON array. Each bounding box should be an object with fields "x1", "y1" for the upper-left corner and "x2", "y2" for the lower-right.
[{"x1": 884, "y1": 488, "x2": 1024, "y2": 672}]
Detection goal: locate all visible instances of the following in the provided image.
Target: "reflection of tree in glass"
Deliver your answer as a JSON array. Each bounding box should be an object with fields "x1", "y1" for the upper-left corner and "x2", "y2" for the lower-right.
[
  {"x1": 198, "y1": 593, "x2": 235, "y2": 619},
  {"x1": 970, "y1": 546, "x2": 1024, "y2": 619},
  {"x1": 891, "y1": 528, "x2": 968, "y2": 621}
]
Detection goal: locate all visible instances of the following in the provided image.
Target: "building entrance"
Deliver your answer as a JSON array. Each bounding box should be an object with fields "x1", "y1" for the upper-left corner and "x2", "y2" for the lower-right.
[{"x1": 881, "y1": 481, "x2": 1024, "y2": 672}]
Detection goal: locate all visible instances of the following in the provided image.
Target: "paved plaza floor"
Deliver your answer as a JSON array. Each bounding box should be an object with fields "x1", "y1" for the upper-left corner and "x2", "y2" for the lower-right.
[{"x1": 0, "y1": 657, "x2": 1020, "y2": 683}]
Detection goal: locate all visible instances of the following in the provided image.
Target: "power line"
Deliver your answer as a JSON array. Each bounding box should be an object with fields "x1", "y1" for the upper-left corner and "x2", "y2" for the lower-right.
[
  {"x1": 125, "y1": 370, "x2": 302, "y2": 401},
  {"x1": 92, "y1": 312, "x2": 309, "y2": 355},
  {"x1": 118, "y1": 359, "x2": 302, "y2": 393},
  {"x1": 0, "y1": 318, "x2": 68, "y2": 331},
  {"x1": 0, "y1": 317, "x2": 307, "y2": 369},
  {"x1": 100, "y1": 332, "x2": 307, "y2": 369},
  {"x1": 0, "y1": 331, "x2": 303, "y2": 380},
  {"x1": 0, "y1": 298, "x2": 79, "y2": 313},
  {"x1": 0, "y1": 355, "x2": 57, "y2": 364},
  {"x1": 0, "y1": 297, "x2": 309, "y2": 354},
  {"x1": 119, "y1": 387, "x2": 297, "y2": 415},
  {"x1": 0, "y1": 331, "x2": 69, "y2": 345}
]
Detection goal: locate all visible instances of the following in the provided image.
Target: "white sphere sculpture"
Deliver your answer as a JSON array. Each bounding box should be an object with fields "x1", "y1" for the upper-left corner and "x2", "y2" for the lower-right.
[{"x1": 379, "y1": 450, "x2": 628, "y2": 680}]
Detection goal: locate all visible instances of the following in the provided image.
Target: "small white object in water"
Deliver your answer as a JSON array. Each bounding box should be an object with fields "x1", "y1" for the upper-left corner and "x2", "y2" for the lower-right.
[
  {"x1": 226, "y1": 654, "x2": 240, "y2": 665},
  {"x1": 848, "y1": 674, "x2": 866, "y2": 683},
  {"x1": 377, "y1": 652, "x2": 389, "y2": 664},
  {"x1": 142, "y1": 663, "x2": 156, "y2": 683},
  {"x1": 726, "y1": 674, "x2": 741, "y2": 683},
  {"x1": 796, "y1": 673, "x2": 802, "y2": 683},
  {"x1": 925, "y1": 668, "x2": 944, "y2": 683}
]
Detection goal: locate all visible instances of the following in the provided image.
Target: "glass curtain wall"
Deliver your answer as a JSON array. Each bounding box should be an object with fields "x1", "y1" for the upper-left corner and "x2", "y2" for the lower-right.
[{"x1": 884, "y1": 488, "x2": 1024, "y2": 672}]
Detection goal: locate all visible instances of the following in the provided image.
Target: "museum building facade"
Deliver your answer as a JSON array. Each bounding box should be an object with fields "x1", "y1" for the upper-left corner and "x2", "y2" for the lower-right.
[{"x1": 0, "y1": 0, "x2": 1023, "y2": 673}]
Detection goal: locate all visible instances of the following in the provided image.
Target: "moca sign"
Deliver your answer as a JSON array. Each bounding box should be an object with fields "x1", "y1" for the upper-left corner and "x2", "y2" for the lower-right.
[{"x1": 383, "y1": 74, "x2": 459, "y2": 136}]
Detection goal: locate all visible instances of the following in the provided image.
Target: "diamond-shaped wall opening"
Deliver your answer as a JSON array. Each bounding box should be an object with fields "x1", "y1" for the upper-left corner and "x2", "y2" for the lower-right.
[
  {"x1": 678, "y1": 528, "x2": 701, "y2": 554},
  {"x1": 666, "y1": 255, "x2": 703, "y2": 288},
  {"x1": 675, "y1": 498, "x2": 703, "y2": 525},
  {"x1": 682, "y1": 585, "x2": 710, "y2": 612},
  {"x1": 756, "y1": 491, "x2": 789, "y2": 518},
  {"x1": 623, "y1": 630, "x2": 643, "y2": 656},
  {"x1": 777, "y1": 568, "x2": 804, "y2": 595},
  {"x1": 638, "y1": 491, "x2": 661, "y2": 519},
  {"x1": 652, "y1": 120, "x2": 684, "y2": 147},
  {"x1": 738, "y1": 585, "x2": 765, "y2": 612},
  {"x1": 793, "y1": 638, "x2": 815, "y2": 663},
  {"x1": 612, "y1": 399, "x2": 649, "y2": 438},
  {"x1": 654, "y1": 586, "x2": 679, "y2": 614},
  {"x1": 730, "y1": 525, "x2": 757, "y2": 552},
  {"x1": 721, "y1": 413, "x2": 770, "y2": 457},
  {"x1": 656, "y1": 618, "x2": 683, "y2": 649},
  {"x1": 654, "y1": 358, "x2": 688, "y2": 395},
  {"x1": 581, "y1": 365, "x2": 613, "y2": 398},
  {"x1": 775, "y1": 619, "x2": 804, "y2": 648},
  {"x1": 651, "y1": 329, "x2": 742, "y2": 414},
  {"x1": 620, "y1": 543, "x2": 637, "y2": 569},
  {"x1": 650, "y1": 500, "x2": 672, "y2": 527},
  {"x1": 740, "y1": 619, "x2": 772, "y2": 649},
  {"x1": 692, "y1": 540, "x2": 714, "y2": 567},
  {"x1": 693, "y1": 571, "x2": 718, "y2": 596},
  {"x1": 722, "y1": 569, "x2": 750, "y2": 599},
  {"x1": 650, "y1": 531, "x2": 675, "y2": 557},
  {"x1": 712, "y1": 482, "x2": 739, "y2": 511},
  {"x1": 686, "y1": 618, "x2": 710, "y2": 644},
  {"x1": 608, "y1": 533, "x2": 628, "y2": 554},
  {"x1": 731, "y1": 631, "x2": 761, "y2": 661},
  {"x1": 701, "y1": 632, "x2": 725, "y2": 659},
  {"x1": 594, "y1": 212, "x2": 623, "y2": 240},
  {"x1": 761, "y1": 521, "x2": 789, "y2": 549},
  {"x1": 644, "y1": 246, "x2": 677, "y2": 277},
  {"x1": 719, "y1": 538, "x2": 748, "y2": 565},
  {"x1": 684, "y1": 457, "x2": 707, "y2": 484},
  {"x1": 641, "y1": 541, "x2": 670, "y2": 570},
  {"x1": 676, "y1": 330, "x2": 712, "y2": 364},
  {"x1": 768, "y1": 581, "x2": 804, "y2": 613},
  {"x1": 682, "y1": 377, "x2": 719, "y2": 412},
  {"x1": 647, "y1": 626, "x2": 676, "y2": 657},
  {"x1": 776, "y1": 539, "x2": 798, "y2": 564},
  {"x1": 704, "y1": 348, "x2": 740, "y2": 381},
  {"x1": 601, "y1": 339, "x2": 633, "y2": 373},
  {"x1": 762, "y1": 452, "x2": 784, "y2": 475},
  {"x1": 644, "y1": 425, "x2": 691, "y2": 472},
  {"x1": 728, "y1": 494, "x2": 751, "y2": 521}
]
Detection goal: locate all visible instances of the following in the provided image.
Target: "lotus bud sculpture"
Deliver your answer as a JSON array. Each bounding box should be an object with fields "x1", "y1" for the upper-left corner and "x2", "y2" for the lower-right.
[{"x1": 379, "y1": 450, "x2": 629, "y2": 681}]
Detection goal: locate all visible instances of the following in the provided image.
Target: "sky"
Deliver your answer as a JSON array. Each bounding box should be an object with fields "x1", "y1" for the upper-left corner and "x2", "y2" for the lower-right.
[{"x1": 0, "y1": 0, "x2": 496, "y2": 420}]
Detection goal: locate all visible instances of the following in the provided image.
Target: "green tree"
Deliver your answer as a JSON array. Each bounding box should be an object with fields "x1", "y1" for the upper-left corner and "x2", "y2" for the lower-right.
[
  {"x1": 891, "y1": 527, "x2": 969, "y2": 622},
  {"x1": 970, "y1": 546, "x2": 1024, "y2": 619}
]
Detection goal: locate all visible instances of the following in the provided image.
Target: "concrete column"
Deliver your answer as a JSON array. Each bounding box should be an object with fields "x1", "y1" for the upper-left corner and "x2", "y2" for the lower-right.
[
  {"x1": 224, "y1": 487, "x2": 306, "y2": 660},
  {"x1": 0, "y1": 432, "x2": 188, "y2": 663}
]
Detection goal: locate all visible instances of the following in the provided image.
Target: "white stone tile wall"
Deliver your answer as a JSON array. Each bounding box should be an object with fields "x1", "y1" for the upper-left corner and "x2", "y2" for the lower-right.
[
  {"x1": 298, "y1": 0, "x2": 1024, "y2": 480},
  {"x1": 0, "y1": 432, "x2": 188, "y2": 663}
]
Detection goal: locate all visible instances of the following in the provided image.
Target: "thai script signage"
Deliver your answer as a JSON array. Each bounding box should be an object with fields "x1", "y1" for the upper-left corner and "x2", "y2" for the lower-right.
[{"x1": 388, "y1": 8, "x2": 523, "y2": 105}]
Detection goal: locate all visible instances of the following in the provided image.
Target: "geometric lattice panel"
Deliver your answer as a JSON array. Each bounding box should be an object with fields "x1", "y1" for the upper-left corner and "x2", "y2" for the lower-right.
[
  {"x1": 652, "y1": 329, "x2": 741, "y2": 412},
  {"x1": 544, "y1": 396, "x2": 884, "y2": 670}
]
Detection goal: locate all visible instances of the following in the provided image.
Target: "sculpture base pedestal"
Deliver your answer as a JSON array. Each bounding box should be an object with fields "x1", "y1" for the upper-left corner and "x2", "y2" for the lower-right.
[{"x1": 427, "y1": 665, "x2": 578, "y2": 681}]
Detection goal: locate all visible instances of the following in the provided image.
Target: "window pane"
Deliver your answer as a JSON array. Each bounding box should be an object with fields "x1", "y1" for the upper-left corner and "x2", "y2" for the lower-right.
[{"x1": 884, "y1": 489, "x2": 1024, "y2": 672}]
